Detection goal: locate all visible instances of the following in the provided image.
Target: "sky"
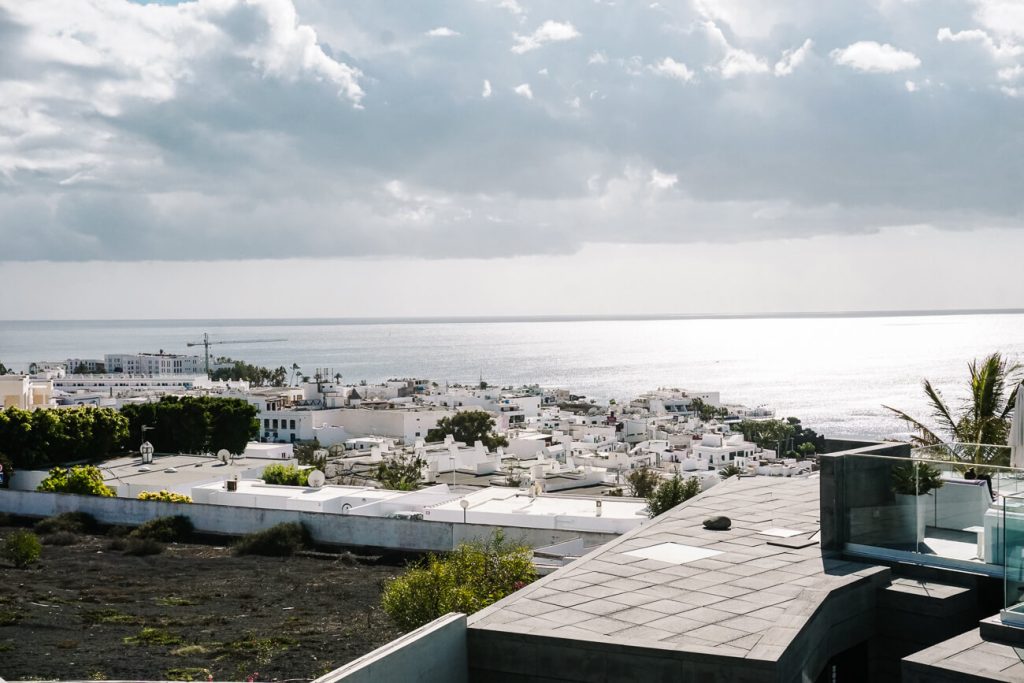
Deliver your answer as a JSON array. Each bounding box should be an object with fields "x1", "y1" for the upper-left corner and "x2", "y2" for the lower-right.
[{"x1": 0, "y1": 0, "x2": 1022, "y2": 319}]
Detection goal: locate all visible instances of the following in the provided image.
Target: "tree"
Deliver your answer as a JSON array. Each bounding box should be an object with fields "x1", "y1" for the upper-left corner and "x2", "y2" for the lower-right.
[
  {"x1": 37, "y1": 465, "x2": 116, "y2": 497},
  {"x1": 626, "y1": 466, "x2": 661, "y2": 498},
  {"x1": 210, "y1": 358, "x2": 288, "y2": 387},
  {"x1": 426, "y1": 410, "x2": 508, "y2": 451},
  {"x1": 690, "y1": 398, "x2": 728, "y2": 421},
  {"x1": 0, "y1": 406, "x2": 129, "y2": 469},
  {"x1": 646, "y1": 471, "x2": 701, "y2": 518},
  {"x1": 719, "y1": 464, "x2": 743, "y2": 479},
  {"x1": 381, "y1": 532, "x2": 536, "y2": 629},
  {"x1": 121, "y1": 396, "x2": 257, "y2": 455},
  {"x1": 796, "y1": 442, "x2": 817, "y2": 458},
  {"x1": 884, "y1": 352, "x2": 1022, "y2": 465},
  {"x1": 375, "y1": 452, "x2": 426, "y2": 490},
  {"x1": 294, "y1": 438, "x2": 325, "y2": 470}
]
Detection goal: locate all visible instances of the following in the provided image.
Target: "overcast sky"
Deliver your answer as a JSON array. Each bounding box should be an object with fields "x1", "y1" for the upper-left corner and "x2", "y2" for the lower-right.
[{"x1": 1, "y1": 0, "x2": 1022, "y2": 319}]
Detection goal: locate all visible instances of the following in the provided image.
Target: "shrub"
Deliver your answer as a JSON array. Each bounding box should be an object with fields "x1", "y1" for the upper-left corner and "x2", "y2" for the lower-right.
[
  {"x1": 646, "y1": 471, "x2": 702, "y2": 518},
  {"x1": 130, "y1": 515, "x2": 193, "y2": 542},
  {"x1": 42, "y1": 531, "x2": 80, "y2": 546},
  {"x1": 35, "y1": 511, "x2": 98, "y2": 535},
  {"x1": 261, "y1": 464, "x2": 308, "y2": 486},
  {"x1": 3, "y1": 530, "x2": 42, "y2": 567},
  {"x1": 37, "y1": 466, "x2": 115, "y2": 497},
  {"x1": 381, "y1": 531, "x2": 536, "y2": 630},
  {"x1": 124, "y1": 538, "x2": 164, "y2": 556},
  {"x1": 138, "y1": 490, "x2": 193, "y2": 503},
  {"x1": 234, "y1": 522, "x2": 310, "y2": 557}
]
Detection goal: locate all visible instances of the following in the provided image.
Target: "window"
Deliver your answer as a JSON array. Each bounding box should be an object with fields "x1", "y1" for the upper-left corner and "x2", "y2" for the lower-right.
[
  {"x1": 272, "y1": 419, "x2": 278, "y2": 429},
  {"x1": 289, "y1": 420, "x2": 295, "y2": 430},
  {"x1": 264, "y1": 419, "x2": 270, "y2": 428}
]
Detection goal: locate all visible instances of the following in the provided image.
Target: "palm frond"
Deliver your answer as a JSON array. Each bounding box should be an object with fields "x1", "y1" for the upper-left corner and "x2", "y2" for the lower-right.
[
  {"x1": 882, "y1": 405, "x2": 944, "y2": 446},
  {"x1": 922, "y1": 380, "x2": 959, "y2": 438}
]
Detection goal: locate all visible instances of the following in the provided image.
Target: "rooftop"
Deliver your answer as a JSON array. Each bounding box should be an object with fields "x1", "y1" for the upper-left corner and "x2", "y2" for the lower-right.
[{"x1": 469, "y1": 476, "x2": 887, "y2": 666}]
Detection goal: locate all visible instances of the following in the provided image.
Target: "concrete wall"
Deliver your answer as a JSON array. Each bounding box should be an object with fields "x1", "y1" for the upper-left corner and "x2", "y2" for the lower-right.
[
  {"x1": 315, "y1": 613, "x2": 467, "y2": 683},
  {"x1": 0, "y1": 490, "x2": 620, "y2": 552}
]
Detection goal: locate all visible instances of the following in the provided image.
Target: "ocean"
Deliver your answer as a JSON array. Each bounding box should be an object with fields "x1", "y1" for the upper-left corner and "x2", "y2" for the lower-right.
[{"x1": 1, "y1": 313, "x2": 1022, "y2": 440}]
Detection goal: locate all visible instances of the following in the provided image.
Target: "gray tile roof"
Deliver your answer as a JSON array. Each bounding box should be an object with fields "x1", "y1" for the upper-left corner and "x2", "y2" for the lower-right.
[{"x1": 469, "y1": 475, "x2": 887, "y2": 661}]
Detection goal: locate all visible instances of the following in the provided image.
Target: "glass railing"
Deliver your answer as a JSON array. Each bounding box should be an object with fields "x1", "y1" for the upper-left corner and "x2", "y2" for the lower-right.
[
  {"x1": 841, "y1": 446, "x2": 1019, "y2": 573},
  {"x1": 1002, "y1": 491, "x2": 1024, "y2": 624}
]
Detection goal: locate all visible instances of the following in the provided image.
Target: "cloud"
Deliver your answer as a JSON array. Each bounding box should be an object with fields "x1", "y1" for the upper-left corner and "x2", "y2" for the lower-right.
[
  {"x1": 905, "y1": 80, "x2": 918, "y2": 92},
  {"x1": 1, "y1": 0, "x2": 1022, "y2": 264},
  {"x1": 775, "y1": 39, "x2": 814, "y2": 76},
  {"x1": 701, "y1": 20, "x2": 769, "y2": 78},
  {"x1": 588, "y1": 51, "x2": 608, "y2": 65},
  {"x1": 649, "y1": 170, "x2": 678, "y2": 189},
  {"x1": 426, "y1": 27, "x2": 460, "y2": 37},
  {"x1": 649, "y1": 57, "x2": 695, "y2": 82},
  {"x1": 496, "y1": 0, "x2": 525, "y2": 17},
  {"x1": 511, "y1": 20, "x2": 580, "y2": 54},
  {"x1": 937, "y1": 27, "x2": 1023, "y2": 59},
  {"x1": 831, "y1": 41, "x2": 921, "y2": 73}
]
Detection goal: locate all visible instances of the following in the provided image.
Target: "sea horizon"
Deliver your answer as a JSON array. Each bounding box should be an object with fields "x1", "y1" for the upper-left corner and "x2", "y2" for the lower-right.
[{"x1": 3, "y1": 306, "x2": 1024, "y2": 326}]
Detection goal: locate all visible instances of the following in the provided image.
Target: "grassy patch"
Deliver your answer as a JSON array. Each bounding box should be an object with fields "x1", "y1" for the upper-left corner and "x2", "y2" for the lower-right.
[
  {"x1": 82, "y1": 609, "x2": 142, "y2": 626},
  {"x1": 165, "y1": 667, "x2": 211, "y2": 681},
  {"x1": 216, "y1": 633, "x2": 298, "y2": 665},
  {"x1": 0, "y1": 640, "x2": 14, "y2": 652},
  {"x1": 123, "y1": 627, "x2": 182, "y2": 647},
  {"x1": 156, "y1": 596, "x2": 197, "y2": 607},
  {"x1": 170, "y1": 644, "x2": 211, "y2": 657},
  {"x1": 0, "y1": 609, "x2": 21, "y2": 626}
]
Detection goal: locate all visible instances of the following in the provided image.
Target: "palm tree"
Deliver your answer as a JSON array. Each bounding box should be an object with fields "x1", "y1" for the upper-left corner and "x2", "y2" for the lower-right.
[{"x1": 884, "y1": 352, "x2": 1022, "y2": 465}]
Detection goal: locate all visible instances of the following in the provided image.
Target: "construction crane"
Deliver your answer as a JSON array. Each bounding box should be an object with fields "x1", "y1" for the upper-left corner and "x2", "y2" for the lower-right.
[{"x1": 186, "y1": 332, "x2": 287, "y2": 375}]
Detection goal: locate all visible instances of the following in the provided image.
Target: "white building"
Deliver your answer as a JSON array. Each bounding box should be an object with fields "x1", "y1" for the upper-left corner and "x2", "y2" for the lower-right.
[
  {"x1": 104, "y1": 352, "x2": 205, "y2": 375},
  {"x1": 0, "y1": 375, "x2": 54, "y2": 409},
  {"x1": 692, "y1": 433, "x2": 768, "y2": 468},
  {"x1": 54, "y1": 374, "x2": 214, "y2": 395}
]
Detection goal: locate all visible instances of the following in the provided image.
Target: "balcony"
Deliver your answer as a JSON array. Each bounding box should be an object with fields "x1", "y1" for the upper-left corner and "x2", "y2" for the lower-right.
[{"x1": 821, "y1": 444, "x2": 1024, "y2": 621}]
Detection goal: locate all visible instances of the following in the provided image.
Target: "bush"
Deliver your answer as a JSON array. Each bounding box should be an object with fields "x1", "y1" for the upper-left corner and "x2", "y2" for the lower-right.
[
  {"x1": 35, "y1": 511, "x2": 98, "y2": 535},
  {"x1": 42, "y1": 531, "x2": 80, "y2": 546},
  {"x1": 234, "y1": 522, "x2": 310, "y2": 557},
  {"x1": 123, "y1": 538, "x2": 164, "y2": 556},
  {"x1": 261, "y1": 464, "x2": 308, "y2": 486},
  {"x1": 646, "y1": 471, "x2": 702, "y2": 518},
  {"x1": 381, "y1": 531, "x2": 536, "y2": 630},
  {"x1": 37, "y1": 466, "x2": 115, "y2": 497},
  {"x1": 3, "y1": 530, "x2": 42, "y2": 567},
  {"x1": 130, "y1": 516, "x2": 193, "y2": 543},
  {"x1": 138, "y1": 490, "x2": 193, "y2": 503}
]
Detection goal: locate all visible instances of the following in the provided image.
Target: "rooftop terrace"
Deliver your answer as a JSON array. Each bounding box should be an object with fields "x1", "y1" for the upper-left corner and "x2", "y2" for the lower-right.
[{"x1": 468, "y1": 475, "x2": 889, "y2": 681}]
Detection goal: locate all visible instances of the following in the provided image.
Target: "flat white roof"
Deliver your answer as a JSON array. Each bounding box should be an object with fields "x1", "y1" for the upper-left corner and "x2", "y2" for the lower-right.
[{"x1": 431, "y1": 488, "x2": 647, "y2": 520}]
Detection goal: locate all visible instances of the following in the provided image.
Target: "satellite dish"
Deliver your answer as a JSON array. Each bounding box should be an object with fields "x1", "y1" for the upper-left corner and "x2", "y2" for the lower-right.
[
  {"x1": 307, "y1": 470, "x2": 325, "y2": 488},
  {"x1": 218, "y1": 449, "x2": 230, "y2": 464}
]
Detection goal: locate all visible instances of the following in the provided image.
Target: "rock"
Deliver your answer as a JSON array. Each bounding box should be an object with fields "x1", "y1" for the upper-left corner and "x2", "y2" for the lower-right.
[{"x1": 703, "y1": 516, "x2": 731, "y2": 531}]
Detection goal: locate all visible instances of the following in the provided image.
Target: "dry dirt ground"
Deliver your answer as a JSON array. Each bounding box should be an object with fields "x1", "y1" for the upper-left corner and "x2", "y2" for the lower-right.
[{"x1": 0, "y1": 525, "x2": 409, "y2": 682}]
